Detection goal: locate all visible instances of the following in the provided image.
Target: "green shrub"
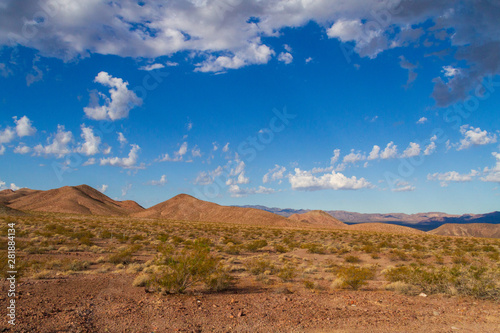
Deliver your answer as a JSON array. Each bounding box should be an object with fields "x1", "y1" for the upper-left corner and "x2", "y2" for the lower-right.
[
  {"x1": 149, "y1": 247, "x2": 232, "y2": 293},
  {"x1": 246, "y1": 258, "x2": 276, "y2": 275},
  {"x1": 335, "y1": 265, "x2": 375, "y2": 290},
  {"x1": 278, "y1": 264, "x2": 297, "y2": 282},
  {"x1": 345, "y1": 255, "x2": 361, "y2": 263},
  {"x1": 108, "y1": 245, "x2": 142, "y2": 265},
  {"x1": 245, "y1": 240, "x2": 268, "y2": 252}
]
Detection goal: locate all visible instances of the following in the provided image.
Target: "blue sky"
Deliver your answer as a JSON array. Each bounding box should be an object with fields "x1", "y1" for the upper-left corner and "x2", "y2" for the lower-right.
[{"x1": 0, "y1": 0, "x2": 499, "y2": 214}]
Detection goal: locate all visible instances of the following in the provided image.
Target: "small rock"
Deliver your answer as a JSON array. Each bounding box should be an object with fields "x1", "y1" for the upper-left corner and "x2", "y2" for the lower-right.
[
  {"x1": 433, "y1": 311, "x2": 440, "y2": 316},
  {"x1": 451, "y1": 327, "x2": 460, "y2": 330},
  {"x1": 238, "y1": 310, "x2": 244, "y2": 317},
  {"x1": 419, "y1": 293, "x2": 427, "y2": 297}
]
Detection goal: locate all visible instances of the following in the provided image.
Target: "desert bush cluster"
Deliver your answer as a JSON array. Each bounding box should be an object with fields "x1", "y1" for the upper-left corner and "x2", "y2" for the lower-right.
[{"x1": 1, "y1": 213, "x2": 499, "y2": 300}]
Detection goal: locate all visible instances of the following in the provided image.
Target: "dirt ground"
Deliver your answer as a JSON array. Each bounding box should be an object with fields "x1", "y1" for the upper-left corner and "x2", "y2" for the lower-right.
[{"x1": 1, "y1": 273, "x2": 499, "y2": 333}]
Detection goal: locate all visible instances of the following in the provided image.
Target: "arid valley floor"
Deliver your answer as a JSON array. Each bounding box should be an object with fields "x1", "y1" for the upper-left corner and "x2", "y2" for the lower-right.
[{"x1": 1, "y1": 186, "x2": 499, "y2": 332}]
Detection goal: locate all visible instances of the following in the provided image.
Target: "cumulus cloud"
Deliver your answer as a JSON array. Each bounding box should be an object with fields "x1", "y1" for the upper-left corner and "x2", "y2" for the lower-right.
[
  {"x1": 100, "y1": 144, "x2": 144, "y2": 169},
  {"x1": 33, "y1": 125, "x2": 73, "y2": 158},
  {"x1": 14, "y1": 144, "x2": 31, "y2": 154},
  {"x1": 228, "y1": 185, "x2": 275, "y2": 198},
  {"x1": 342, "y1": 149, "x2": 366, "y2": 165},
  {"x1": 13, "y1": 116, "x2": 36, "y2": 137},
  {"x1": 83, "y1": 158, "x2": 96, "y2": 166},
  {"x1": 481, "y1": 152, "x2": 500, "y2": 183},
  {"x1": 367, "y1": 145, "x2": 380, "y2": 160},
  {"x1": 98, "y1": 184, "x2": 108, "y2": 193},
  {"x1": 194, "y1": 165, "x2": 224, "y2": 186},
  {"x1": 0, "y1": 127, "x2": 15, "y2": 144},
  {"x1": 148, "y1": 175, "x2": 167, "y2": 186},
  {"x1": 84, "y1": 72, "x2": 142, "y2": 121},
  {"x1": 424, "y1": 141, "x2": 437, "y2": 155},
  {"x1": 0, "y1": 145, "x2": 5, "y2": 155},
  {"x1": 226, "y1": 160, "x2": 249, "y2": 185},
  {"x1": 457, "y1": 125, "x2": 497, "y2": 150},
  {"x1": 427, "y1": 170, "x2": 479, "y2": 187},
  {"x1": 278, "y1": 52, "x2": 293, "y2": 64},
  {"x1": 0, "y1": 0, "x2": 498, "y2": 102},
  {"x1": 222, "y1": 142, "x2": 230, "y2": 152},
  {"x1": 117, "y1": 132, "x2": 128, "y2": 147},
  {"x1": 401, "y1": 142, "x2": 421, "y2": 158},
  {"x1": 76, "y1": 125, "x2": 101, "y2": 156},
  {"x1": 158, "y1": 142, "x2": 189, "y2": 162},
  {"x1": 330, "y1": 149, "x2": 341, "y2": 165},
  {"x1": 289, "y1": 168, "x2": 372, "y2": 191},
  {"x1": 417, "y1": 117, "x2": 428, "y2": 124},
  {"x1": 263, "y1": 165, "x2": 286, "y2": 184},
  {"x1": 380, "y1": 142, "x2": 398, "y2": 159}
]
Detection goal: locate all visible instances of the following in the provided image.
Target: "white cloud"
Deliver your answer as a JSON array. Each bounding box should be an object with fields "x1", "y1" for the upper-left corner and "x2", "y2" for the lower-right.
[
  {"x1": 98, "y1": 184, "x2": 108, "y2": 193},
  {"x1": 481, "y1": 152, "x2": 500, "y2": 183},
  {"x1": 417, "y1": 117, "x2": 428, "y2": 124},
  {"x1": 401, "y1": 142, "x2": 421, "y2": 158},
  {"x1": 289, "y1": 168, "x2": 372, "y2": 191},
  {"x1": 0, "y1": 145, "x2": 5, "y2": 155},
  {"x1": 226, "y1": 160, "x2": 249, "y2": 185},
  {"x1": 13, "y1": 144, "x2": 31, "y2": 154},
  {"x1": 330, "y1": 149, "x2": 340, "y2": 165},
  {"x1": 305, "y1": 57, "x2": 313, "y2": 64},
  {"x1": 263, "y1": 165, "x2": 286, "y2": 184},
  {"x1": 424, "y1": 141, "x2": 437, "y2": 155},
  {"x1": 187, "y1": 122, "x2": 193, "y2": 131},
  {"x1": 117, "y1": 132, "x2": 127, "y2": 147},
  {"x1": 139, "y1": 63, "x2": 165, "y2": 71},
  {"x1": 442, "y1": 66, "x2": 460, "y2": 78},
  {"x1": 13, "y1": 116, "x2": 36, "y2": 137},
  {"x1": 84, "y1": 72, "x2": 142, "y2": 121},
  {"x1": 278, "y1": 52, "x2": 293, "y2": 64},
  {"x1": 222, "y1": 142, "x2": 230, "y2": 152},
  {"x1": 83, "y1": 158, "x2": 96, "y2": 166},
  {"x1": 212, "y1": 142, "x2": 219, "y2": 151},
  {"x1": 100, "y1": 144, "x2": 144, "y2": 169},
  {"x1": 427, "y1": 170, "x2": 479, "y2": 187},
  {"x1": 166, "y1": 61, "x2": 179, "y2": 67},
  {"x1": 367, "y1": 145, "x2": 380, "y2": 160},
  {"x1": 76, "y1": 125, "x2": 101, "y2": 156},
  {"x1": 228, "y1": 185, "x2": 275, "y2": 198},
  {"x1": 342, "y1": 149, "x2": 366, "y2": 165},
  {"x1": 457, "y1": 125, "x2": 497, "y2": 150},
  {"x1": 158, "y1": 142, "x2": 189, "y2": 162},
  {"x1": 191, "y1": 145, "x2": 202, "y2": 158},
  {"x1": 0, "y1": 0, "x2": 498, "y2": 105},
  {"x1": 392, "y1": 180, "x2": 415, "y2": 192},
  {"x1": 194, "y1": 165, "x2": 224, "y2": 185},
  {"x1": 380, "y1": 142, "x2": 398, "y2": 159},
  {"x1": 0, "y1": 127, "x2": 15, "y2": 144},
  {"x1": 33, "y1": 125, "x2": 73, "y2": 158},
  {"x1": 9, "y1": 183, "x2": 20, "y2": 191},
  {"x1": 121, "y1": 184, "x2": 132, "y2": 197},
  {"x1": 148, "y1": 175, "x2": 167, "y2": 186}
]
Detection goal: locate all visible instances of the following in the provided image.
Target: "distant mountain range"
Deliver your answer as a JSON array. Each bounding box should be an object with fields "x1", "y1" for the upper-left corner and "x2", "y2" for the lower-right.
[
  {"x1": 237, "y1": 205, "x2": 500, "y2": 225},
  {"x1": 1, "y1": 185, "x2": 498, "y2": 238}
]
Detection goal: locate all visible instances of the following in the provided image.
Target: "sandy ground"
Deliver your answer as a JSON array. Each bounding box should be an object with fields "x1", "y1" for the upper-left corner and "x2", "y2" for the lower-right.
[{"x1": 1, "y1": 273, "x2": 499, "y2": 333}]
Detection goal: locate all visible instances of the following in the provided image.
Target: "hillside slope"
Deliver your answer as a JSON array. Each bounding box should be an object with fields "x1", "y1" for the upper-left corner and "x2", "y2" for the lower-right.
[
  {"x1": 288, "y1": 210, "x2": 346, "y2": 228},
  {"x1": 7, "y1": 185, "x2": 144, "y2": 216},
  {"x1": 133, "y1": 194, "x2": 303, "y2": 227},
  {"x1": 428, "y1": 223, "x2": 500, "y2": 238}
]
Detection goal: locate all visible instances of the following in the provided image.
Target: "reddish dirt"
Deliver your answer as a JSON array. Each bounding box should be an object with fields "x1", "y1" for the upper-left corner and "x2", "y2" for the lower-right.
[{"x1": 1, "y1": 273, "x2": 499, "y2": 333}]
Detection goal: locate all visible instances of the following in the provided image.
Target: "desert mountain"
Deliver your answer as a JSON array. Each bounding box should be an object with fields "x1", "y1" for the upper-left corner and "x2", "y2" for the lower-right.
[
  {"x1": 347, "y1": 223, "x2": 425, "y2": 235},
  {"x1": 6, "y1": 185, "x2": 144, "y2": 216},
  {"x1": 0, "y1": 188, "x2": 41, "y2": 205},
  {"x1": 0, "y1": 203, "x2": 27, "y2": 216},
  {"x1": 133, "y1": 194, "x2": 303, "y2": 227},
  {"x1": 288, "y1": 210, "x2": 346, "y2": 228},
  {"x1": 428, "y1": 223, "x2": 500, "y2": 238}
]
